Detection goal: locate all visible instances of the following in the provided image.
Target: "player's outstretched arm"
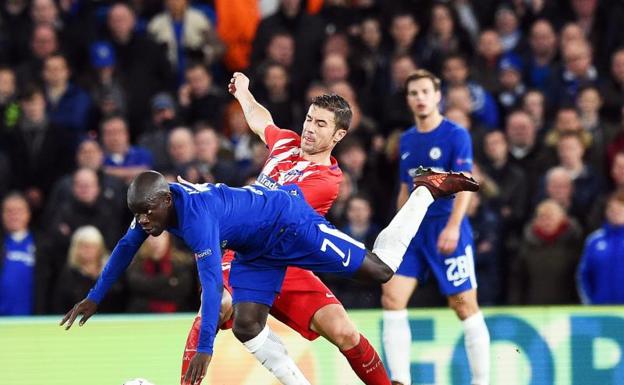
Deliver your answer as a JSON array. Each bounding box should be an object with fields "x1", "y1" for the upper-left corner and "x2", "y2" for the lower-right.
[{"x1": 228, "y1": 72, "x2": 274, "y2": 144}]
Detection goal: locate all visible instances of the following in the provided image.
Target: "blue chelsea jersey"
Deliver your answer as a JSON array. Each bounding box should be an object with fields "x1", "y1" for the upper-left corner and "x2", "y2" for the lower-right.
[
  {"x1": 87, "y1": 182, "x2": 316, "y2": 354},
  {"x1": 399, "y1": 118, "x2": 473, "y2": 217}
]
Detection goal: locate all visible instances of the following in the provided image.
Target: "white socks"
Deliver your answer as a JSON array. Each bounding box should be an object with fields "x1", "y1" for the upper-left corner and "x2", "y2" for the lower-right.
[
  {"x1": 382, "y1": 309, "x2": 412, "y2": 385},
  {"x1": 462, "y1": 312, "x2": 490, "y2": 385},
  {"x1": 373, "y1": 186, "x2": 434, "y2": 271},
  {"x1": 242, "y1": 325, "x2": 311, "y2": 385}
]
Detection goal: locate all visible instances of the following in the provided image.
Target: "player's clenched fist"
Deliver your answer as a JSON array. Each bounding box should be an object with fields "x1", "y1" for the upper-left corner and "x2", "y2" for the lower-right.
[{"x1": 228, "y1": 72, "x2": 250, "y2": 98}]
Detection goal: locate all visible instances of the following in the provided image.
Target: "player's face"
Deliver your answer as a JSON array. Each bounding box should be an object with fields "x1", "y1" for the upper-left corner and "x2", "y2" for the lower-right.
[
  {"x1": 301, "y1": 105, "x2": 346, "y2": 155},
  {"x1": 130, "y1": 194, "x2": 172, "y2": 237},
  {"x1": 406, "y1": 78, "x2": 441, "y2": 119}
]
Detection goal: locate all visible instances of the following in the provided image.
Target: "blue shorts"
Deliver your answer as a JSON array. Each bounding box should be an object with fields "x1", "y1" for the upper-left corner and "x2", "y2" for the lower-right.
[
  {"x1": 397, "y1": 216, "x2": 477, "y2": 296},
  {"x1": 229, "y1": 220, "x2": 367, "y2": 306}
]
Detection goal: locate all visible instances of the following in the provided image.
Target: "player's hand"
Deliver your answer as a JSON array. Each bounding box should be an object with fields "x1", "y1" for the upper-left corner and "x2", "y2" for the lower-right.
[
  {"x1": 183, "y1": 352, "x2": 212, "y2": 385},
  {"x1": 437, "y1": 224, "x2": 460, "y2": 255},
  {"x1": 228, "y1": 72, "x2": 250, "y2": 98},
  {"x1": 60, "y1": 298, "x2": 98, "y2": 330}
]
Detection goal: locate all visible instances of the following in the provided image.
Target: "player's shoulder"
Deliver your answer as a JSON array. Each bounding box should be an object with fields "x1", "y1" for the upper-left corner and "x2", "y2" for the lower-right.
[
  {"x1": 399, "y1": 125, "x2": 418, "y2": 141},
  {"x1": 267, "y1": 125, "x2": 300, "y2": 147}
]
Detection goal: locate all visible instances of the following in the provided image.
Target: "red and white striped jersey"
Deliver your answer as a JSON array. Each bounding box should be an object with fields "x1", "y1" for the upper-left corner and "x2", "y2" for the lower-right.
[{"x1": 255, "y1": 125, "x2": 342, "y2": 216}]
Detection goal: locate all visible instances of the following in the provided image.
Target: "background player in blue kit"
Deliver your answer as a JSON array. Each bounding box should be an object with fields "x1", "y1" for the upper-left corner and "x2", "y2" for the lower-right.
[
  {"x1": 60, "y1": 168, "x2": 478, "y2": 385},
  {"x1": 381, "y1": 70, "x2": 491, "y2": 385}
]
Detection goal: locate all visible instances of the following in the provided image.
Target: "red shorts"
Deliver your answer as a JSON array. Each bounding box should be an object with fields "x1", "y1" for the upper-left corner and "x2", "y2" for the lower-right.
[{"x1": 221, "y1": 250, "x2": 341, "y2": 340}]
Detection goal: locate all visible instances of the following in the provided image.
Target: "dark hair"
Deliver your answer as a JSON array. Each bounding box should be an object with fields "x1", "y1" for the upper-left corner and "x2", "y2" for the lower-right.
[
  {"x1": 17, "y1": 84, "x2": 44, "y2": 101},
  {"x1": 99, "y1": 113, "x2": 128, "y2": 132},
  {"x1": 404, "y1": 69, "x2": 441, "y2": 91},
  {"x1": 311, "y1": 93, "x2": 352, "y2": 131}
]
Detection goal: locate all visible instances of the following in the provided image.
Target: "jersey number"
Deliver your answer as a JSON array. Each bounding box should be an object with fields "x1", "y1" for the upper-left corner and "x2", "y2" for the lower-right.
[{"x1": 318, "y1": 224, "x2": 365, "y2": 267}]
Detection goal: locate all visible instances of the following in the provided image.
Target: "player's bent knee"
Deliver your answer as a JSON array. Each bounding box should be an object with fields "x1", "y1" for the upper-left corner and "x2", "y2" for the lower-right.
[
  {"x1": 232, "y1": 316, "x2": 264, "y2": 342},
  {"x1": 324, "y1": 322, "x2": 360, "y2": 349},
  {"x1": 380, "y1": 293, "x2": 406, "y2": 310}
]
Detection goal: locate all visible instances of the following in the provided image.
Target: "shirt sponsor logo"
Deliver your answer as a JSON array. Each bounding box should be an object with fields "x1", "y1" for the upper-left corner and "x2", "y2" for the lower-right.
[
  {"x1": 6, "y1": 251, "x2": 35, "y2": 267},
  {"x1": 401, "y1": 152, "x2": 411, "y2": 160}
]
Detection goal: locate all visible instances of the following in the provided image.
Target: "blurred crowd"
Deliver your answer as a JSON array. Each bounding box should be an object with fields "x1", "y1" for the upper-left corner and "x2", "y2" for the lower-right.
[{"x1": 2, "y1": 0, "x2": 624, "y2": 315}]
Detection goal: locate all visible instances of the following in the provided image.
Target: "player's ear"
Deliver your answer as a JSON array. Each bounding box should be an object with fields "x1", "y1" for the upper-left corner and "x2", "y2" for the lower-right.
[{"x1": 333, "y1": 128, "x2": 347, "y2": 143}]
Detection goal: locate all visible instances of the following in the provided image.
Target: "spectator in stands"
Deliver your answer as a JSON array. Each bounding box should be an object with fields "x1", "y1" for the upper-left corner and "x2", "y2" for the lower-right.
[
  {"x1": 353, "y1": 16, "x2": 386, "y2": 102},
  {"x1": 386, "y1": 11, "x2": 421, "y2": 61},
  {"x1": 178, "y1": 62, "x2": 225, "y2": 128},
  {"x1": 0, "y1": 193, "x2": 36, "y2": 315},
  {"x1": 521, "y1": 89, "x2": 548, "y2": 135},
  {"x1": 101, "y1": 115, "x2": 154, "y2": 184},
  {"x1": 138, "y1": 93, "x2": 179, "y2": 171},
  {"x1": 42, "y1": 53, "x2": 92, "y2": 137},
  {"x1": 482, "y1": 130, "x2": 529, "y2": 231},
  {"x1": 471, "y1": 29, "x2": 503, "y2": 93},
  {"x1": 524, "y1": 19, "x2": 559, "y2": 92},
  {"x1": 126, "y1": 231, "x2": 194, "y2": 313},
  {"x1": 167, "y1": 126, "x2": 196, "y2": 177},
  {"x1": 505, "y1": 109, "x2": 552, "y2": 193},
  {"x1": 328, "y1": 81, "x2": 377, "y2": 150},
  {"x1": 442, "y1": 53, "x2": 499, "y2": 129},
  {"x1": 379, "y1": 54, "x2": 417, "y2": 133},
  {"x1": 223, "y1": 100, "x2": 255, "y2": 170},
  {"x1": 496, "y1": 53, "x2": 526, "y2": 119},
  {"x1": 106, "y1": 3, "x2": 174, "y2": 135},
  {"x1": 255, "y1": 62, "x2": 299, "y2": 130},
  {"x1": 601, "y1": 48, "x2": 624, "y2": 122},
  {"x1": 0, "y1": 66, "x2": 18, "y2": 134},
  {"x1": 467, "y1": 190, "x2": 502, "y2": 305},
  {"x1": 578, "y1": 191, "x2": 624, "y2": 304},
  {"x1": 340, "y1": 194, "x2": 379, "y2": 249},
  {"x1": 326, "y1": 171, "x2": 353, "y2": 228},
  {"x1": 555, "y1": 131, "x2": 603, "y2": 223},
  {"x1": 30, "y1": 0, "x2": 60, "y2": 29},
  {"x1": 88, "y1": 41, "x2": 127, "y2": 124},
  {"x1": 53, "y1": 226, "x2": 125, "y2": 314},
  {"x1": 251, "y1": 0, "x2": 325, "y2": 95},
  {"x1": 189, "y1": 124, "x2": 239, "y2": 186},
  {"x1": 494, "y1": 5, "x2": 523, "y2": 53},
  {"x1": 16, "y1": 24, "x2": 58, "y2": 87},
  {"x1": 147, "y1": 0, "x2": 223, "y2": 84},
  {"x1": 588, "y1": 151, "x2": 624, "y2": 231},
  {"x1": 45, "y1": 138, "x2": 127, "y2": 223},
  {"x1": 559, "y1": 22, "x2": 585, "y2": 52},
  {"x1": 509, "y1": 199, "x2": 583, "y2": 304},
  {"x1": 549, "y1": 39, "x2": 599, "y2": 107},
  {"x1": 6, "y1": 86, "x2": 73, "y2": 210},
  {"x1": 0, "y1": 0, "x2": 30, "y2": 65},
  {"x1": 420, "y1": 2, "x2": 473, "y2": 73}
]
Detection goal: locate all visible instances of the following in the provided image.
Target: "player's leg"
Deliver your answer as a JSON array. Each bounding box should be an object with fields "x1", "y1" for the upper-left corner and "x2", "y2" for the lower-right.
[
  {"x1": 271, "y1": 268, "x2": 391, "y2": 385},
  {"x1": 359, "y1": 169, "x2": 479, "y2": 281},
  {"x1": 311, "y1": 304, "x2": 391, "y2": 385},
  {"x1": 448, "y1": 289, "x2": 489, "y2": 385},
  {"x1": 430, "y1": 220, "x2": 490, "y2": 385},
  {"x1": 380, "y1": 237, "x2": 423, "y2": 385},
  {"x1": 230, "y1": 262, "x2": 311, "y2": 385}
]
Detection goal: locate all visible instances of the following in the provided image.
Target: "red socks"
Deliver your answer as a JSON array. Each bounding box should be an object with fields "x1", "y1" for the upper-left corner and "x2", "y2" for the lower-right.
[
  {"x1": 180, "y1": 316, "x2": 203, "y2": 385},
  {"x1": 341, "y1": 334, "x2": 392, "y2": 385}
]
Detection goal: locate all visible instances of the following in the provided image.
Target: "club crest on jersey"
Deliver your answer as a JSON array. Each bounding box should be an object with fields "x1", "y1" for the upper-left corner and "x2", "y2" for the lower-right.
[{"x1": 429, "y1": 147, "x2": 442, "y2": 160}]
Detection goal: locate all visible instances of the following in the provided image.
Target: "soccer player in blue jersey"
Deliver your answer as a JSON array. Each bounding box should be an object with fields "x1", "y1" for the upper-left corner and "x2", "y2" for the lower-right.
[
  {"x1": 60, "y1": 169, "x2": 477, "y2": 385},
  {"x1": 381, "y1": 69, "x2": 491, "y2": 385}
]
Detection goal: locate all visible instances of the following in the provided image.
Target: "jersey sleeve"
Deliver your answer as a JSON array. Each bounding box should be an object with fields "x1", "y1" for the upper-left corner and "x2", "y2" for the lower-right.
[
  {"x1": 264, "y1": 124, "x2": 300, "y2": 152},
  {"x1": 451, "y1": 128, "x2": 474, "y2": 173},
  {"x1": 183, "y1": 209, "x2": 223, "y2": 355},
  {"x1": 87, "y1": 220, "x2": 148, "y2": 303},
  {"x1": 398, "y1": 136, "x2": 412, "y2": 186}
]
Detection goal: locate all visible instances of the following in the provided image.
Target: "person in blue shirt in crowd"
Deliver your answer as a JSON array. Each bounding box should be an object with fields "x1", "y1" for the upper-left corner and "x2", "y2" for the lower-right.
[
  {"x1": 577, "y1": 191, "x2": 624, "y2": 304},
  {"x1": 0, "y1": 192, "x2": 36, "y2": 315},
  {"x1": 61, "y1": 167, "x2": 478, "y2": 385}
]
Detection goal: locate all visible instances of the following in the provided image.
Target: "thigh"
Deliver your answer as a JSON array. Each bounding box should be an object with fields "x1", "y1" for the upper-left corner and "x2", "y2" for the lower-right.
[
  {"x1": 229, "y1": 259, "x2": 286, "y2": 307},
  {"x1": 425, "y1": 219, "x2": 477, "y2": 296},
  {"x1": 283, "y1": 221, "x2": 368, "y2": 277},
  {"x1": 395, "y1": 226, "x2": 431, "y2": 282},
  {"x1": 270, "y1": 267, "x2": 341, "y2": 341}
]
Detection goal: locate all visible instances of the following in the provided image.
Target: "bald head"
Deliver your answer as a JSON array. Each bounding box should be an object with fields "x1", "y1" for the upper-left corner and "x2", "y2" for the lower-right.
[{"x1": 128, "y1": 171, "x2": 170, "y2": 208}]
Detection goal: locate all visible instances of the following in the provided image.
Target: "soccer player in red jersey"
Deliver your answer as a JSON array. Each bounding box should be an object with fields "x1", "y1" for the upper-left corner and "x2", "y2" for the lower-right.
[{"x1": 180, "y1": 72, "x2": 391, "y2": 385}]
